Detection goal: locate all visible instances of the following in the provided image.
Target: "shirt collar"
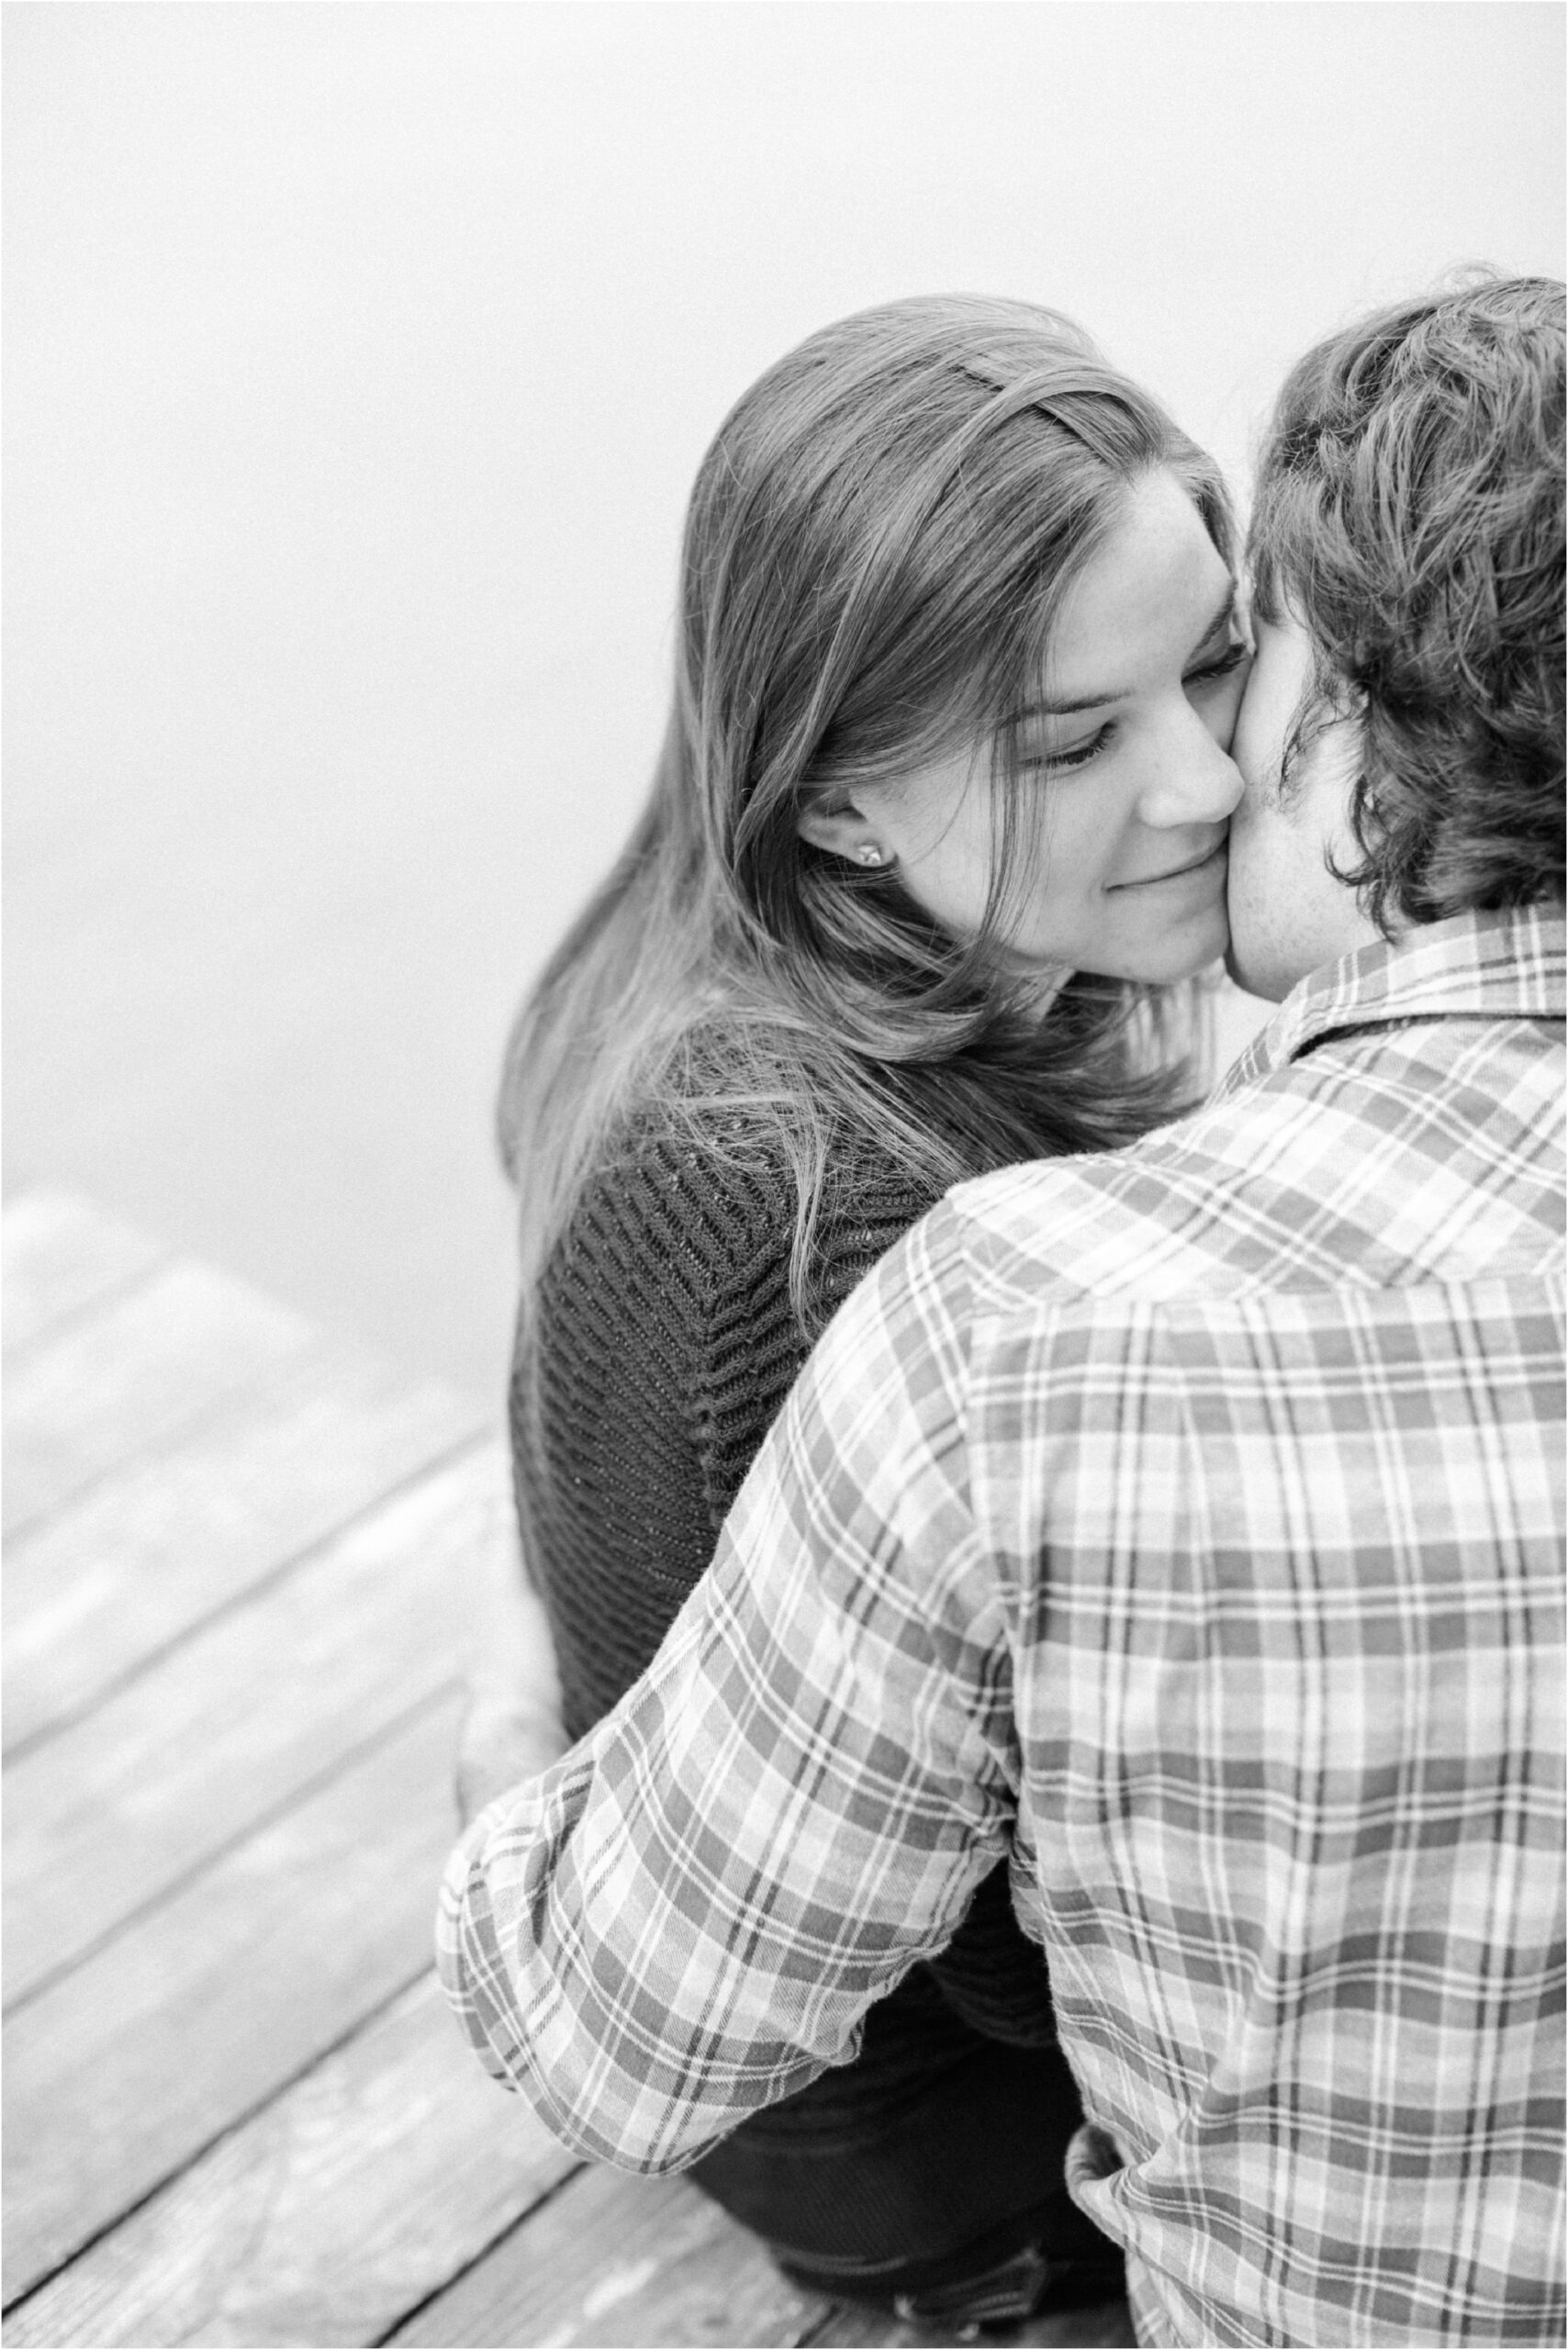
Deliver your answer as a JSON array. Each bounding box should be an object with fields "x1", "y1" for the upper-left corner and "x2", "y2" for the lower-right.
[{"x1": 1215, "y1": 903, "x2": 1567, "y2": 1099}]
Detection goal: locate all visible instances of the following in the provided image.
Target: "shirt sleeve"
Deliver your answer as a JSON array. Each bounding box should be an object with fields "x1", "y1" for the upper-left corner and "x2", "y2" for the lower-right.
[{"x1": 435, "y1": 1199, "x2": 1022, "y2": 2173}]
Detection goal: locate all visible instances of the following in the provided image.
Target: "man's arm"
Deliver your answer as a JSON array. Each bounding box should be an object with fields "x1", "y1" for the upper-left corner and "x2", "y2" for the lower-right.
[{"x1": 435, "y1": 1203, "x2": 1021, "y2": 2172}]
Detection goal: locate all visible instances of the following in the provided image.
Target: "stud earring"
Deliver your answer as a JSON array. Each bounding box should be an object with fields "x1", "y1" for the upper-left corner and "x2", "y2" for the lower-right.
[{"x1": 854, "y1": 843, "x2": 892, "y2": 869}]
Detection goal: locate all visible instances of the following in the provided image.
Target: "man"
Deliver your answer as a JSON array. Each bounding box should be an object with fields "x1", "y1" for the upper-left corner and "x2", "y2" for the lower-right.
[{"x1": 439, "y1": 278, "x2": 1565, "y2": 2347}]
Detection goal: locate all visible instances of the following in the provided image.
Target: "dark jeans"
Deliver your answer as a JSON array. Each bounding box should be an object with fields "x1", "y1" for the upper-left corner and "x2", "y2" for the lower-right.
[{"x1": 689, "y1": 2032, "x2": 1125, "y2": 2322}]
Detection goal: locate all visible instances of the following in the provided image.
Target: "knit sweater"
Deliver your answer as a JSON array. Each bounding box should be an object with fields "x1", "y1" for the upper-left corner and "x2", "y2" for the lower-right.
[{"x1": 509, "y1": 1116, "x2": 1062, "y2": 2102}]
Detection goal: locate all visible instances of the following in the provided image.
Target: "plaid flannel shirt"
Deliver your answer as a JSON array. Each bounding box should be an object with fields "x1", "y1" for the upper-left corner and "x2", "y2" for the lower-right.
[{"x1": 439, "y1": 906, "x2": 1566, "y2": 2348}]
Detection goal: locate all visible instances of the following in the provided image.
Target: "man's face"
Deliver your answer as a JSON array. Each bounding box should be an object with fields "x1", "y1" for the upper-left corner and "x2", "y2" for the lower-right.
[{"x1": 1225, "y1": 610, "x2": 1385, "y2": 1002}]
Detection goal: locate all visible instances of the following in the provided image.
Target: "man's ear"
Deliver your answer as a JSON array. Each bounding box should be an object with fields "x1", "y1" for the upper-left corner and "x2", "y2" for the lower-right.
[{"x1": 796, "y1": 797, "x2": 887, "y2": 865}]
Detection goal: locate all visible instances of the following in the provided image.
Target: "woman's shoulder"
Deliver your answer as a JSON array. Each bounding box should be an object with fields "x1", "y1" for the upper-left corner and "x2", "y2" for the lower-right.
[
  {"x1": 554, "y1": 1101, "x2": 947, "y2": 1319},
  {"x1": 557, "y1": 1112, "x2": 789, "y2": 1281}
]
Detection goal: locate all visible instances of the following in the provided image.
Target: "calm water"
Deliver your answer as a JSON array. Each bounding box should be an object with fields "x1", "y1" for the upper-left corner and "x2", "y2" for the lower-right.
[{"x1": 6, "y1": 6, "x2": 1560, "y2": 1404}]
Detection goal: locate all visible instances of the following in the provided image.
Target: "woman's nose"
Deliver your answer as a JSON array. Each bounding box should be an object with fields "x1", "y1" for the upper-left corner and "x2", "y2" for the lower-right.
[{"x1": 1138, "y1": 720, "x2": 1246, "y2": 829}]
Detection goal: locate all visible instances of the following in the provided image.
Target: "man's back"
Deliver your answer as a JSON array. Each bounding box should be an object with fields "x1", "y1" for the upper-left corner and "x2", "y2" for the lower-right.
[
  {"x1": 939, "y1": 908, "x2": 1563, "y2": 2343},
  {"x1": 440, "y1": 907, "x2": 1564, "y2": 2347}
]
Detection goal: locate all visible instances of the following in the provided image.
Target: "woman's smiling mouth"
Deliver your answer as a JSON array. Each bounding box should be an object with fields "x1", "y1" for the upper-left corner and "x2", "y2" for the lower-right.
[{"x1": 1108, "y1": 837, "x2": 1228, "y2": 892}]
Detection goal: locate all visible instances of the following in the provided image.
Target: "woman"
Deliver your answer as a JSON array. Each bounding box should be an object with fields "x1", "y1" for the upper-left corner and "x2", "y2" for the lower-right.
[{"x1": 474, "y1": 295, "x2": 1249, "y2": 2327}]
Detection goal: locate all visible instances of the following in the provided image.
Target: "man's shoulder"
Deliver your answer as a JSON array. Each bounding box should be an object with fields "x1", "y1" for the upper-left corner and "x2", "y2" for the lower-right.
[
  {"x1": 940, "y1": 1037, "x2": 1558, "y2": 1329},
  {"x1": 937, "y1": 1069, "x2": 1327, "y2": 1312}
]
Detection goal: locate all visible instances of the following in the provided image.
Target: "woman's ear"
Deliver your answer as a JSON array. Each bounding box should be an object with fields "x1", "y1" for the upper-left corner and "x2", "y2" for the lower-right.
[{"x1": 796, "y1": 799, "x2": 891, "y2": 867}]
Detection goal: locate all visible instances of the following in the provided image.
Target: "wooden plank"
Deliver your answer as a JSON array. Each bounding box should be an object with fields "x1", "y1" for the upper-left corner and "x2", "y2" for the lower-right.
[
  {"x1": 3, "y1": 1193, "x2": 170, "y2": 1360},
  {"x1": 3, "y1": 1342, "x2": 483, "y2": 1753},
  {"x1": 3, "y1": 1259, "x2": 316, "y2": 1538},
  {"x1": 3, "y1": 1688, "x2": 465, "y2": 2301},
  {"x1": 5, "y1": 1441, "x2": 507, "y2": 2004},
  {"x1": 388, "y1": 2159, "x2": 831, "y2": 2350},
  {"x1": 3, "y1": 1973, "x2": 579, "y2": 2350}
]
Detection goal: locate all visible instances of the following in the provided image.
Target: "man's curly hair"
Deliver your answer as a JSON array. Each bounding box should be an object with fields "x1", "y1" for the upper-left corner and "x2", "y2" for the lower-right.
[{"x1": 1248, "y1": 274, "x2": 1565, "y2": 931}]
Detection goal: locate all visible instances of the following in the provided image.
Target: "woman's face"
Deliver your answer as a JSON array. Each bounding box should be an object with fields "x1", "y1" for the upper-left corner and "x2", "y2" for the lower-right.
[{"x1": 815, "y1": 470, "x2": 1249, "y2": 986}]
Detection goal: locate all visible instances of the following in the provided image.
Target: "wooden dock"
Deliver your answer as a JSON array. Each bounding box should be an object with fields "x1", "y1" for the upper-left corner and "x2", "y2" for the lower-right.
[{"x1": 2, "y1": 1194, "x2": 1135, "y2": 2349}]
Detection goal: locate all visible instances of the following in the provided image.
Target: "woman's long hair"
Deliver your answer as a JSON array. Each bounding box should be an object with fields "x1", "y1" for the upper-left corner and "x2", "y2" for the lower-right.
[{"x1": 500, "y1": 295, "x2": 1233, "y2": 1335}]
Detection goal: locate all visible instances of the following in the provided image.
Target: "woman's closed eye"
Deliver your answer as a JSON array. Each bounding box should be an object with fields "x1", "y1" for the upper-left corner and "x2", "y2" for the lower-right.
[
  {"x1": 1034, "y1": 724, "x2": 1115, "y2": 774},
  {"x1": 1184, "y1": 639, "x2": 1250, "y2": 691},
  {"x1": 1018, "y1": 637, "x2": 1251, "y2": 776}
]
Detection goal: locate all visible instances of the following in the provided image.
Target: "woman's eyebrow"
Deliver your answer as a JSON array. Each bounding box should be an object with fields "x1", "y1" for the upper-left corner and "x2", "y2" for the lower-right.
[{"x1": 1023, "y1": 586, "x2": 1238, "y2": 719}]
